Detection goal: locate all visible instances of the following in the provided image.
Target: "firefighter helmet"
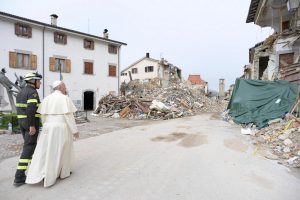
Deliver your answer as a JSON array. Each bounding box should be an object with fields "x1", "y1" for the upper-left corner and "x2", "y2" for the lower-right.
[{"x1": 24, "y1": 72, "x2": 42, "y2": 81}]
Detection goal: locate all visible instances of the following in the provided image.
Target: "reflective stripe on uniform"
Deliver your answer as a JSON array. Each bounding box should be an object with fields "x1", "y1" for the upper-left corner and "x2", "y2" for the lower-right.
[
  {"x1": 16, "y1": 103, "x2": 27, "y2": 108},
  {"x1": 17, "y1": 114, "x2": 41, "y2": 118},
  {"x1": 37, "y1": 103, "x2": 41, "y2": 107},
  {"x1": 19, "y1": 159, "x2": 31, "y2": 163},
  {"x1": 17, "y1": 166, "x2": 28, "y2": 170},
  {"x1": 27, "y1": 99, "x2": 38, "y2": 103}
]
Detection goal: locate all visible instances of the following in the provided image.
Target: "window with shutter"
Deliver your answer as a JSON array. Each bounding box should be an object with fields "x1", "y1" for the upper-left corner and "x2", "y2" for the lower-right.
[
  {"x1": 65, "y1": 59, "x2": 71, "y2": 73},
  {"x1": 14, "y1": 23, "x2": 32, "y2": 38},
  {"x1": 49, "y1": 57, "x2": 56, "y2": 71},
  {"x1": 84, "y1": 62, "x2": 93, "y2": 74},
  {"x1": 54, "y1": 58, "x2": 65, "y2": 72},
  {"x1": 49, "y1": 57, "x2": 71, "y2": 73},
  {"x1": 108, "y1": 45, "x2": 118, "y2": 54},
  {"x1": 30, "y1": 55, "x2": 37, "y2": 70},
  {"x1": 84, "y1": 39, "x2": 94, "y2": 50},
  {"x1": 14, "y1": 53, "x2": 31, "y2": 69},
  {"x1": 9, "y1": 52, "x2": 17, "y2": 68},
  {"x1": 54, "y1": 32, "x2": 67, "y2": 44},
  {"x1": 109, "y1": 65, "x2": 117, "y2": 77}
]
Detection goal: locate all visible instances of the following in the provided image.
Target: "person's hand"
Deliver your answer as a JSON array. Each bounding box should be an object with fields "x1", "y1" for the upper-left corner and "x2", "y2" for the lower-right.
[
  {"x1": 29, "y1": 126, "x2": 36, "y2": 135},
  {"x1": 73, "y1": 132, "x2": 79, "y2": 140}
]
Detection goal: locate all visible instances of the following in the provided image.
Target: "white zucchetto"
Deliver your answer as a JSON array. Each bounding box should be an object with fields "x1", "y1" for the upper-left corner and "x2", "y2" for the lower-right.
[{"x1": 52, "y1": 80, "x2": 62, "y2": 89}]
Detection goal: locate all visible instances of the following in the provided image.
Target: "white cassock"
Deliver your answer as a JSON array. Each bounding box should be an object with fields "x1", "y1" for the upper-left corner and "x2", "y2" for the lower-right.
[{"x1": 26, "y1": 90, "x2": 78, "y2": 187}]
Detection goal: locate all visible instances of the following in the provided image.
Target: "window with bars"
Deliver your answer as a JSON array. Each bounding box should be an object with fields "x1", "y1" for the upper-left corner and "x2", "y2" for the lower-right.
[
  {"x1": 54, "y1": 32, "x2": 67, "y2": 44},
  {"x1": 108, "y1": 45, "x2": 118, "y2": 54},
  {"x1": 15, "y1": 24, "x2": 32, "y2": 38},
  {"x1": 109, "y1": 65, "x2": 117, "y2": 77},
  {"x1": 84, "y1": 62, "x2": 94, "y2": 74}
]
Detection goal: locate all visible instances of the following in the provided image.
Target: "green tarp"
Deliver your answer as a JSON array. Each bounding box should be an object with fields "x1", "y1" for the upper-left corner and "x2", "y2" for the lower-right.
[{"x1": 227, "y1": 79, "x2": 298, "y2": 128}]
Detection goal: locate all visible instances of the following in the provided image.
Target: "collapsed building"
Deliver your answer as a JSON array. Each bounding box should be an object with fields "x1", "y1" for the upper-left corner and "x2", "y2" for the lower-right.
[
  {"x1": 187, "y1": 74, "x2": 208, "y2": 94},
  {"x1": 94, "y1": 79, "x2": 227, "y2": 120},
  {"x1": 120, "y1": 53, "x2": 182, "y2": 87},
  {"x1": 245, "y1": 0, "x2": 300, "y2": 82},
  {"x1": 225, "y1": 0, "x2": 300, "y2": 168}
]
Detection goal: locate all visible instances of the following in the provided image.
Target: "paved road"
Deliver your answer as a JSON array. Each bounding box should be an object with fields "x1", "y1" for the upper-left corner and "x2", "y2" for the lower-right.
[
  {"x1": 0, "y1": 114, "x2": 157, "y2": 161},
  {"x1": 0, "y1": 113, "x2": 299, "y2": 200}
]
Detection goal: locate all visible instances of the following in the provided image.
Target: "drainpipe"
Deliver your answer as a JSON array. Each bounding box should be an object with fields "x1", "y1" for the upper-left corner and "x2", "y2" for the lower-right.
[
  {"x1": 118, "y1": 45, "x2": 121, "y2": 95},
  {"x1": 42, "y1": 26, "x2": 45, "y2": 98}
]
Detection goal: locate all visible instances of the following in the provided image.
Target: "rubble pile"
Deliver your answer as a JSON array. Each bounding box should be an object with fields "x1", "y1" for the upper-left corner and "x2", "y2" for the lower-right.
[
  {"x1": 252, "y1": 114, "x2": 300, "y2": 168},
  {"x1": 224, "y1": 111, "x2": 300, "y2": 168},
  {"x1": 94, "y1": 80, "x2": 227, "y2": 120}
]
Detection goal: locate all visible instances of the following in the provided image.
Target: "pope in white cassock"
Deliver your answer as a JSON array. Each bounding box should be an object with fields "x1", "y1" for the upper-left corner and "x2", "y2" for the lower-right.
[{"x1": 26, "y1": 80, "x2": 79, "y2": 187}]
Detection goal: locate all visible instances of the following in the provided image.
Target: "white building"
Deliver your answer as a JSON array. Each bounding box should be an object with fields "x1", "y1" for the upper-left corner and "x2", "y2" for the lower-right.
[
  {"x1": 0, "y1": 11, "x2": 126, "y2": 111},
  {"x1": 120, "y1": 53, "x2": 182, "y2": 86},
  {"x1": 246, "y1": 0, "x2": 300, "y2": 82}
]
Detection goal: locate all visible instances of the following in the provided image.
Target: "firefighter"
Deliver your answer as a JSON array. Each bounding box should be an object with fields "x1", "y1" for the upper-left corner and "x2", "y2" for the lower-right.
[{"x1": 13, "y1": 72, "x2": 42, "y2": 186}]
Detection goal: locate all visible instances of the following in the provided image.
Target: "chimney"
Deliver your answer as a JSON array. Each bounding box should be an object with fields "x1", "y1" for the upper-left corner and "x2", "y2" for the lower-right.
[
  {"x1": 219, "y1": 79, "x2": 225, "y2": 97},
  {"x1": 103, "y1": 29, "x2": 109, "y2": 38},
  {"x1": 146, "y1": 53, "x2": 150, "y2": 58},
  {"x1": 50, "y1": 14, "x2": 58, "y2": 26}
]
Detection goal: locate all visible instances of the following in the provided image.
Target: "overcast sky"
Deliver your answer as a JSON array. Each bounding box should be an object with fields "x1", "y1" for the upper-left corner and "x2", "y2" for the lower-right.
[{"x1": 1, "y1": 0, "x2": 272, "y2": 90}]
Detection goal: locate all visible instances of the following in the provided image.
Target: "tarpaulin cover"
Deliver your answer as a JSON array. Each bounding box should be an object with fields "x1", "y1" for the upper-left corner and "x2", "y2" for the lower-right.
[{"x1": 227, "y1": 79, "x2": 298, "y2": 128}]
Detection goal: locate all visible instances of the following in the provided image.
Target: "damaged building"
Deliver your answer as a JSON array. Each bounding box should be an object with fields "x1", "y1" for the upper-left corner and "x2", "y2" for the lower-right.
[
  {"x1": 246, "y1": 0, "x2": 300, "y2": 83},
  {"x1": 187, "y1": 74, "x2": 208, "y2": 93},
  {"x1": 0, "y1": 11, "x2": 126, "y2": 111},
  {"x1": 120, "y1": 53, "x2": 182, "y2": 87}
]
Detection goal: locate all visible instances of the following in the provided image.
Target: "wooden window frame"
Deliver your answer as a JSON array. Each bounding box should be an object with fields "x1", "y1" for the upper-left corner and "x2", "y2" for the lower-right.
[
  {"x1": 108, "y1": 45, "x2": 118, "y2": 54},
  {"x1": 16, "y1": 53, "x2": 30, "y2": 69},
  {"x1": 84, "y1": 61, "x2": 94, "y2": 74},
  {"x1": 132, "y1": 68, "x2": 138, "y2": 74},
  {"x1": 84, "y1": 39, "x2": 94, "y2": 50},
  {"x1": 54, "y1": 32, "x2": 67, "y2": 44},
  {"x1": 15, "y1": 23, "x2": 32, "y2": 38},
  {"x1": 55, "y1": 58, "x2": 66, "y2": 72},
  {"x1": 49, "y1": 57, "x2": 71, "y2": 73},
  {"x1": 108, "y1": 65, "x2": 117, "y2": 77},
  {"x1": 9, "y1": 51, "x2": 37, "y2": 70}
]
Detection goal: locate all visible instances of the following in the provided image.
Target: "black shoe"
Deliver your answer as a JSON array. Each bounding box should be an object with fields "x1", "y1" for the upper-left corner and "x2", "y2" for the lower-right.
[{"x1": 13, "y1": 178, "x2": 26, "y2": 187}]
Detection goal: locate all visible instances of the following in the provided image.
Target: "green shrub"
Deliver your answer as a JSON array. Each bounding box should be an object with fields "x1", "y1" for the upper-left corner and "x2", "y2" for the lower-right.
[{"x1": 0, "y1": 112, "x2": 20, "y2": 133}]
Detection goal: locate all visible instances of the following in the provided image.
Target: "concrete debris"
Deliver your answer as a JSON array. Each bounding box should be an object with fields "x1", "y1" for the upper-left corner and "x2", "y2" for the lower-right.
[
  {"x1": 223, "y1": 110, "x2": 300, "y2": 168},
  {"x1": 283, "y1": 139, "x2": 293, "y2": 147},
  {"x1": 94, "y1": 79, "x2": 227, "y2": 120},
  {"x1": 268, "y1": 118, "x2": 282, "y2": 125},
  {"x1": 287, "y1": 156, "x2": 299, "y2": 165},
  {"x1": 241, "y1": 128, "x2": 252, "y2": 135},
  {"x1": 240, "y1": 115, "x2": 300, "y2": 168}
]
